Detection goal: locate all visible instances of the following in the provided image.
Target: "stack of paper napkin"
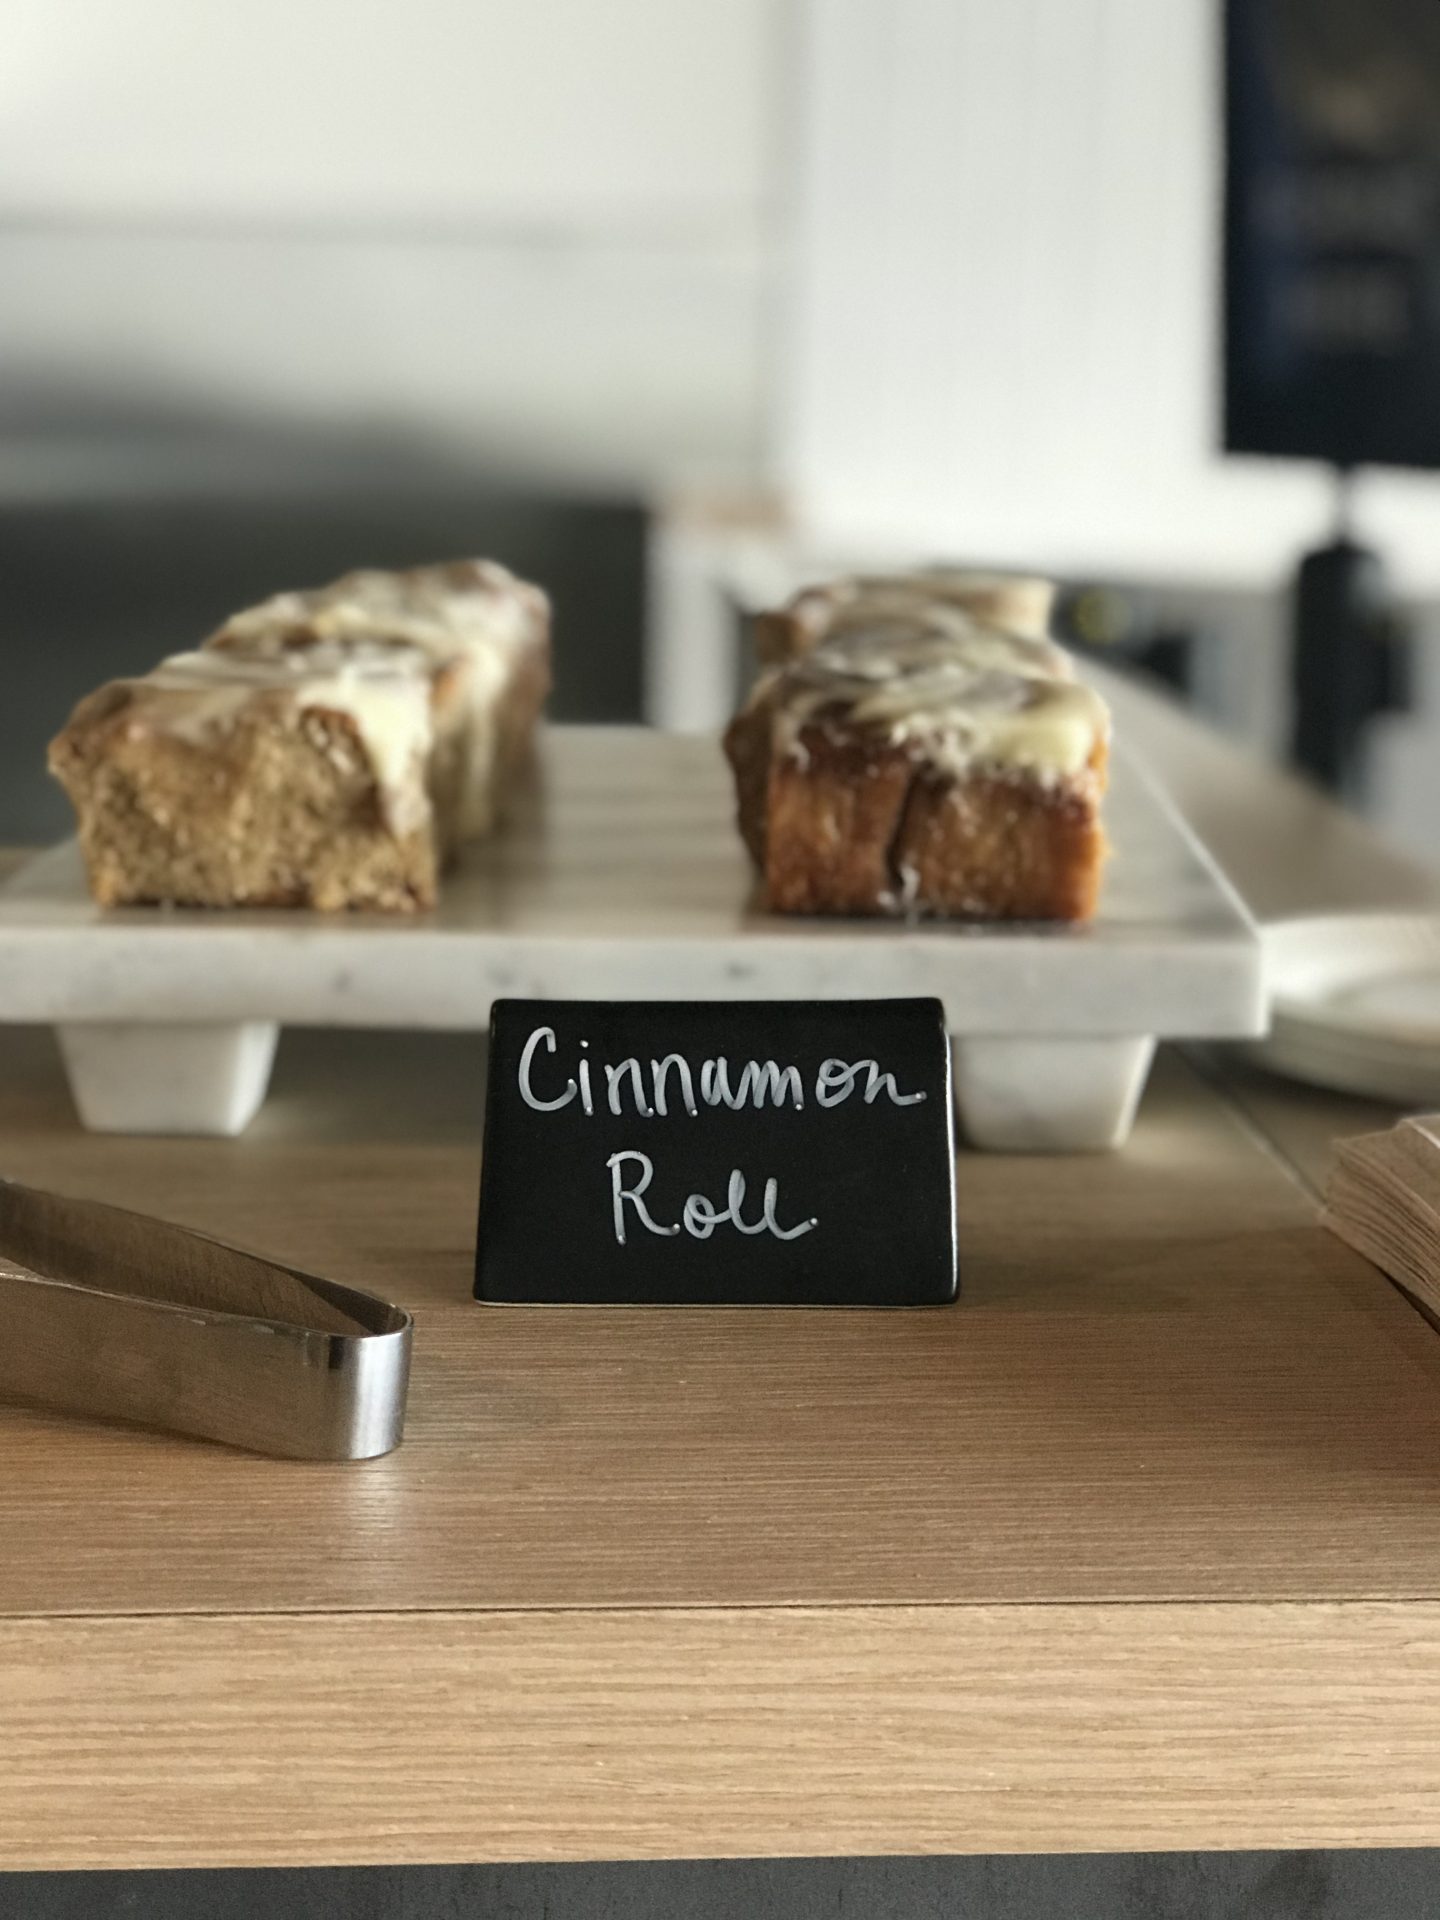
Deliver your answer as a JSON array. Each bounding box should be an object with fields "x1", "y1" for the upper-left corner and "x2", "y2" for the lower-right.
[{"x1": 1325, "y1": 1114, "x2": 1440, "y2": 1319}]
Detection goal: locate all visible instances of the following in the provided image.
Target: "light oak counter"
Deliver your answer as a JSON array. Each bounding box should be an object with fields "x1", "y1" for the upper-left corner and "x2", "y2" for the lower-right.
[{"x1": 1, "y1": 679, "x2": 1439, "y2": 1869}]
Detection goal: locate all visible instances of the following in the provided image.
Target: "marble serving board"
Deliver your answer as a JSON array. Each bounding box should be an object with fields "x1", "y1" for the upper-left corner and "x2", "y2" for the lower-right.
[{"x1": 0, "y1": 726, "x2": 1263, "y2": 1148}]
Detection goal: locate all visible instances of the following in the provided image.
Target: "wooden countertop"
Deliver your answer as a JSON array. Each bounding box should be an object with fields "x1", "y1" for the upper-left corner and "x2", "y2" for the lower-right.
[{"x1": 3, "y1": 681, "x2": 1440, "y2": 1869}]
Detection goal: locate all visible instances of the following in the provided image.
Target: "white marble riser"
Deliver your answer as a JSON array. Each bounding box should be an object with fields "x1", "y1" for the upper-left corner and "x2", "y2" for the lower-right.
[{"x1": 0, "y1": 729, "x2": 1262, "y2": 1149}]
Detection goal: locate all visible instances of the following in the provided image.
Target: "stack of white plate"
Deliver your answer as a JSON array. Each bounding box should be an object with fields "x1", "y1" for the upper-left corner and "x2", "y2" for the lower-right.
[{"x1": 1245, "y1": 915, "x2": 1440, "y2": 1104}]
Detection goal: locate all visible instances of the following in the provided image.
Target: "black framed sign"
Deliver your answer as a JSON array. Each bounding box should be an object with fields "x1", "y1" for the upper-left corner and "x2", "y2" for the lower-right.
[
  {"x1": 1225, "y1": 0, "x2": 1440, "y2": 469},
  {"x1": 474, "y1": 998, "x2": 958, "y2": 1307}
]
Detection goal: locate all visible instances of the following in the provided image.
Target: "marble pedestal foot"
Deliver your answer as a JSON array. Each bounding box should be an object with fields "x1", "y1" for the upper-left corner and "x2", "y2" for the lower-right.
[
  {"x1": 50, "y1": 1026, "x2": 1158, "y2": 1149},
  {"x1": 953, "y1": 1036, "x2": 1157, "y2": 1152},
  {"x1": 57, "y1": 1021, "x2": 280, "y2": 1136}
]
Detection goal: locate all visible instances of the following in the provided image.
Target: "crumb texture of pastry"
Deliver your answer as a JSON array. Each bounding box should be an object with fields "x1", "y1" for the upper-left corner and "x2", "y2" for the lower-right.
[
  {"x1": 49, "y1": 557, "x2": 551, "y2": 915},
  {"x1": 205, "y1": 559, "x2": 552, "y2": 839},
  {"x1": 726, "y1": 571, "x2": 1109, "y2": 923},
  {"x1": 49, "y1": 654, "x2": 438, "y2": 913}
]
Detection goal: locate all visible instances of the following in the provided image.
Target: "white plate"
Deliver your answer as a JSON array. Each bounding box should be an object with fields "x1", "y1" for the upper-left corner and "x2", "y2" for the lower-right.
[{"x1": 1244, "y1": 914, "x2": 1440, "y2": 1103}]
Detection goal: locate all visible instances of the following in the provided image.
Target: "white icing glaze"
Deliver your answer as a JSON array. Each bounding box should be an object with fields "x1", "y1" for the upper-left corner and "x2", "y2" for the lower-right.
[
  {"x1": 862, "y1": 568, "x2": 1055, "y2": 632},
  {"x1": 214, "y1": 560, "x2": 547, "y2": 664},
  {"x1": 141, "y1": 651, "x2": 434, "y2": 836},
  {"x1": 790, "y1": 569, "x2": 1058, "y2": 646},
  {"x1": 804, "y1": 606, "x2": 1072, "y2": 681},
  {"x1": 770, "y1": 628, "x2": 1109, "y2": 783},
  {"x1": 208, "y1": 561, "x2": 549, "y2": 835}
]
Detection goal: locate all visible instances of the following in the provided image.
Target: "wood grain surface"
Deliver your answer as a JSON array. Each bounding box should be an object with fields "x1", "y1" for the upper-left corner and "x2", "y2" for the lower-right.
[
  {"x1": 6, "y1": 1601, "x2": 1440, "y2": 1868},
  {"x1": 0, "y1": 1035, "x2": 1436, "y2": 1620},
  {"x1": 1, "y1": 680, "x2": 1439, "y2": 1866},
  {"x1": 1195, "y1": 1049, "x2": 1402, "y2": 1199}
]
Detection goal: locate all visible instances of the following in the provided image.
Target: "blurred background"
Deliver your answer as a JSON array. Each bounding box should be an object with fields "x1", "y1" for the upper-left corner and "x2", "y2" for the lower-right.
[{"x1": 5, "y1": 0, "x2": 1440, "y2": 858}]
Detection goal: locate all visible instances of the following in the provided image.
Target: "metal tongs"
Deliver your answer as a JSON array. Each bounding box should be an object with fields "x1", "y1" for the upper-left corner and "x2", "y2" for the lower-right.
[{"x1": 0, "y1": 1178, "x2": 411, "y2": 1458}]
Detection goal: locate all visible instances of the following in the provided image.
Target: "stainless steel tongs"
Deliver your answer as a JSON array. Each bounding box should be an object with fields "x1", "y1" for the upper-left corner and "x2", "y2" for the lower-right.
[{"x1": 0, "y1": 1178, "x2": 412, "y2": 1458}]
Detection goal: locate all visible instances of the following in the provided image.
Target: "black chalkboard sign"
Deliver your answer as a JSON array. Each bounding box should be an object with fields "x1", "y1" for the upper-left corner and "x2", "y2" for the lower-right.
[{"x1": 474, "y1": 998, "x2": 958, "y2": 1307}]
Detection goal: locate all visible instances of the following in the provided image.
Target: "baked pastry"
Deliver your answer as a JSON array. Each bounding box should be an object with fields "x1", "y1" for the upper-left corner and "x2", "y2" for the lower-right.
[
  {"x1": 49, "y1": 650, "x2": 438, "y2": 911},
  {"x1": 725, "y1": 610, "x2": 1109, "y2": 922},
  {"x1": 756, "y1": 568, "x2": 1057, "y2": 665},
  {"x1": 206, "y1": 560, "x2": 551, "y2": 839}
]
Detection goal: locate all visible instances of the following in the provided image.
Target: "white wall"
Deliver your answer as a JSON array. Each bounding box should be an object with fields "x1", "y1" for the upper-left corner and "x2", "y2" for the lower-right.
[
  {"x1": 0, "y1": 0, "x2": 783, "y2": 490},
  {"x1": 0, "y1": 228, "x2": 765, "y2": 495},
  {"x1": 10, "y1": 0, "x2": 1440, "y2": 598},
  {"x1": 0, "y1": 0, "x2": 772, "y2": 226},
  {"x1": 780, "y1": 0, "x2": 1440, "y2": 595}
]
